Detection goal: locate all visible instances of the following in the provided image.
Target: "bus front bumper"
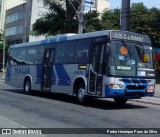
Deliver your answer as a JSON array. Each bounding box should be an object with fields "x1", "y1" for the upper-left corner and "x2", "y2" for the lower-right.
[{"x1": 105, "y1": 84, "x2": 154, "y2": 99}]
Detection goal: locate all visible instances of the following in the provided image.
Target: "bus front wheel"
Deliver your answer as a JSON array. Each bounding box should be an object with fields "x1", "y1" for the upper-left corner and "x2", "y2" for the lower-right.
[
  {"x1": 76, "y1": 87, "x2": 87, "y2": 104},
  {"x1": 24, "y1": 79, "x2": 31, "y2": 94},
  {"x1": 114, "y1": 98, "x2": 128, "y2": 105}
]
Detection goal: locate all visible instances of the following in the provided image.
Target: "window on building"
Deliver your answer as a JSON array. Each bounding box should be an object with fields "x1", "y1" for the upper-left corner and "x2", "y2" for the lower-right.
[
  {"x1": 5, "y1": 26, "x2": 24, "y2": 36},
  {"x1": 6, "y1": 11, "x2": 24, "y2": 24}
]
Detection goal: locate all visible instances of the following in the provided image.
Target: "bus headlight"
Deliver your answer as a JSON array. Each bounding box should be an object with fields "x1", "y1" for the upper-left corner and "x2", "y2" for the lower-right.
[
  {"x1": 147, "y1": 85, "x2": 155, "y2": 93},
  {"x1": 109, "y1": 84, "x2": 125, "y2": 89}
]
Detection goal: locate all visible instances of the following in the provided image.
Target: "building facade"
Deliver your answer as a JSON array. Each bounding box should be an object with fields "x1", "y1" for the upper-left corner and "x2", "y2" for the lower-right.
[
  {"x1": 0, "y1": 0, "x2": 5, "y2": 31},
  {"x1": 96, "y1": 0, "x2": 109, "y2": 13},
  {"x1": 1, "y1": 0, "x2": 47, "y2": 45},
  {"x1": 0, "y1": 0, "x2": 26, "y2": 31},
  {"x1": 5, "y1": 2, "x2": 30, "y2": 44},
  {"x1": 91, "y1": 0, "x2": 109, "y2": 13},
  {"x1": 1, "y1": 0, "x2": 110, "y2": 45}
]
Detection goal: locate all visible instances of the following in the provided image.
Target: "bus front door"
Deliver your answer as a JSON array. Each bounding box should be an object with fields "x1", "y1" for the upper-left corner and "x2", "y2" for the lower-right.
[
  {"x1": 41, "y1": 48, "x2": 55, "y2": 91},
  {"x1": 89, "y1": 44, "x2": 105, "y2": 95}
]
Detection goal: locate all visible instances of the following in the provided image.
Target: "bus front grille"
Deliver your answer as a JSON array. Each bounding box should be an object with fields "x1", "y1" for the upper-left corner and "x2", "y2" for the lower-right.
[
  {"x1": 125, "y1": 92, "x2": 145, "y2": 97},
  {"x1": 126, "y1": 85, "x2": 146, "y2": 90}
]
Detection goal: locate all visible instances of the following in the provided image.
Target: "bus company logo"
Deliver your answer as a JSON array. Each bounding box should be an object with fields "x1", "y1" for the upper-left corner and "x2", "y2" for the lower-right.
[
  {"x1": 14, "y1": 67, "x2": 30, "y2": 74},
  {"x1": 135, "y1": 83, "x2": 139, "y2": 87}
]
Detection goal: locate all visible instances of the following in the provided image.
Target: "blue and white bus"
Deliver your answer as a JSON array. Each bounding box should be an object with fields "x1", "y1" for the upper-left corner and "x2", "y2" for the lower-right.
[{"x1": 5, "y1": 30, "x2": 155, "y2": 104}]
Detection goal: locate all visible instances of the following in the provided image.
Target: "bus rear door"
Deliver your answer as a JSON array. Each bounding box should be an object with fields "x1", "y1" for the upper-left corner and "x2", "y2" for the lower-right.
[{"x1": 41, "y1": 48, "x2": 55, "y2": 91}]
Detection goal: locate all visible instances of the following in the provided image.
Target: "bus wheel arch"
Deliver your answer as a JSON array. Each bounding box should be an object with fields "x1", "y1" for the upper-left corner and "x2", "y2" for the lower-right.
[
  {"x1": 23, "y1": 76, "x2": 32, "y2": 94},
  {"x1": 73, "y1": 78, "x2": 87, "y2": 104}
]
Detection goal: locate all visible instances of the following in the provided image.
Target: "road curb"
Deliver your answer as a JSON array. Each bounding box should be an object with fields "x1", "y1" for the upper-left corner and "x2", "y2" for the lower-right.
[{"x1": 130, "y1": 98, "x2": 160, "y2": 105}]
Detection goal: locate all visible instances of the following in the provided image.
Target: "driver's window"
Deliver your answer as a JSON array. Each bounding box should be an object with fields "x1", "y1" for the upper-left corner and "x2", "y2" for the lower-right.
[{"x1": 139, "y1": 47, "x2": 151, "y2": 63}]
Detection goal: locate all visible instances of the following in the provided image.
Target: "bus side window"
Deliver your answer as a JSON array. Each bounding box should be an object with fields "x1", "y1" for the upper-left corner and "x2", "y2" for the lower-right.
[
  {"x1": 10, "y1": 48, "x2": 19, "y2": 65},
  {"x1": 75, "y1": 39, "x2": 90, "y2": 64},
  {"x1": 25, "y1": 47, "x2": 37, "y2": 64},
  {"x1": 54, "y1": 44, "x2": 62, "y2": 64},
  {"x1": 17, "y1": 48, "x2": 26, "y2": 64},
  {"x1": 9, "y1": 49, "x2": 15, "y2": 65},
  {"x1": 55, "y1": 41, "x2": 76, "y2": 64},
  {"x1": 35, "y1": 47, "x2": 45, "y2": 64}
]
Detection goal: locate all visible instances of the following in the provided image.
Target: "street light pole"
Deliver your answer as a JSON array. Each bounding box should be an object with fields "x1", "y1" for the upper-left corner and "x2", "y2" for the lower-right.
[
  {"x1": 0, "y1": 29, "x2": 5, "y2": 80},
  {"x1": 60, "y1": 0, "x2": 86, "y2": 34},
  {"x1": 78, "y1": 0, "x2": 85, "y2": 34},
  {"x1": 120, "y1": 0, "x2": 130, "y2": 30}
]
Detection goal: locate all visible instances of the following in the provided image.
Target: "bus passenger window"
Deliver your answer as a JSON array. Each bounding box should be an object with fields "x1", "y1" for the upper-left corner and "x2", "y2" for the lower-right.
[
  {"x1": 58, "y1": 41, "x2": 76, "y2": 64},
  {"x1": 75, "y1": 39, "x2": 90, "y2": 64},
  {"x1": 25, "y1": 47, "x2": 37, "y2": 64},
  {"x1": 35, "y1": 48, "x2": 44, "y2": 64},
  {"x1": 54, "y1": 45, "x2": 62, "y2": 64}
]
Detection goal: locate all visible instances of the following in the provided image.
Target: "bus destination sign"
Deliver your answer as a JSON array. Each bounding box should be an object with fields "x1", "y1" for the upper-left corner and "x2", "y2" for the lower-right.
[{"x1": 111, "y1": 31, "x2": 151, "y2": 43}]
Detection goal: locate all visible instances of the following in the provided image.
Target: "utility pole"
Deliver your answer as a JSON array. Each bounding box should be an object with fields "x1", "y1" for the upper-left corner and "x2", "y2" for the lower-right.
[
  {"x1": 0, "y1": 29, "x2": 5, "y2": 80},
  {"x1": 78, "y1": 0, "x2": 85, "y2": 34},
  {"x1": 120, "y1": 0, "x2": 130, "y2": 31}
]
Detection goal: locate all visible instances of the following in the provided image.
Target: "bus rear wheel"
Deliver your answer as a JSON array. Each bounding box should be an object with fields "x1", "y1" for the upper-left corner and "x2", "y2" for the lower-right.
[
  {"x1": 24, "y1": 79, "x2": 31, "y2": 94},
  {"x1": 114, "y1": 98, "x2": 128, "y2": 105}
]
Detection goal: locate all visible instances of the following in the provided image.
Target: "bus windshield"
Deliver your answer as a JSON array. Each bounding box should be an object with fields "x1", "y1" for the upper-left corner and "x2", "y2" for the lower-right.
[{"x1": 108, "y1": 40, "x2": 154, "y2": 77}]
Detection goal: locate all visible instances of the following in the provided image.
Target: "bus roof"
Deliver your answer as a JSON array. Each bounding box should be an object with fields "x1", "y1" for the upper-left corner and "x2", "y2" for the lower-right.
[{"x1": 10, "y1": 30, "x2": 151, "y2": 48}]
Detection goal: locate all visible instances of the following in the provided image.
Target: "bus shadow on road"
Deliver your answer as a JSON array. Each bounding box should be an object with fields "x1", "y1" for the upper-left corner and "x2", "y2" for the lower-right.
[{"x1": 3, "y1": 88, "x2": 147, "y2": 110}]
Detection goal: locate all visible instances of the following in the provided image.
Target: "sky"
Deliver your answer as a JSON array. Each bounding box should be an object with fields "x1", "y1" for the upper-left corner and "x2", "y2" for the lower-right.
[{"x1": 109, "y1": 0, "x2": 160, "y2": 9}]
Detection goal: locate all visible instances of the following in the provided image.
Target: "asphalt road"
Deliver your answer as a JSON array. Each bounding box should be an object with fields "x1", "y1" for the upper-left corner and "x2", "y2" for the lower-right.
[{"x1": 0, "y1": 82, "x2": 160, "y2": 137}]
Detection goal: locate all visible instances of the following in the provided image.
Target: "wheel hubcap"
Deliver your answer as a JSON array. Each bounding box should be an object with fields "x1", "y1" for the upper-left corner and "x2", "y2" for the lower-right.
[
  {"x1": 26, "y1": 82, "x2": 30, "y2": 92},
  {"x1": 78, "y1": 88, "x2": 85, "y2": 99}
]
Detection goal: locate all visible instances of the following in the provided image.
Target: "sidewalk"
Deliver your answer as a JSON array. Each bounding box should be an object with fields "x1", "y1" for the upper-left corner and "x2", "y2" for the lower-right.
[
  {"x1": 130, "y1": 97, "x2": 160, "y2": 105},
  {"x1": 126, "y1": 84, "x2": 160, "y2": 105},
  {"x1": 0, "y1": 72, "x2": 4, "y2": 82}
]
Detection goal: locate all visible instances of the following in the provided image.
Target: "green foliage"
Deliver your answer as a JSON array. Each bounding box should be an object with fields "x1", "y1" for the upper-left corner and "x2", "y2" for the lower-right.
[
  {"x1": 130, "y1": 3, "x2": 160, "y2": 46},
  {"x1": 32, "y1": 0, "x2": 81, "y2": 35},
  {"x1": 101, "y1": 8, "x2": 120, "y2": 30},
  {"x1": 0, "y1": 42, "x2": 9, "y2": 51},
  {"x1": 0, "y1": 33, "x2": 3, "y2": 50},
  {"x1": 101, "y1": 3, "x2": 160, "y2": 47},
  {"x1": 0, "y1": 32, "x2": 9, "y2": 51},
  {"x1": 83, "y1": 10, "x2": 102, "y2": 32},
  {"x1": 32, "y1": 2, "x2": 160, "y2": 47}
]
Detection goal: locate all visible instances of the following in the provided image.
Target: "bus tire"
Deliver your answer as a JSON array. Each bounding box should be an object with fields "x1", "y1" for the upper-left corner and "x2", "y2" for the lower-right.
[
  {"x1": 24, "y1": 78, "x2": 31, "y2": 94},
  {"x1": 76, "y1": 86, "x2": 87, "y2": 104},
  {"x1": 114, "y1": 98, "x2": 128, "y2": 105}
]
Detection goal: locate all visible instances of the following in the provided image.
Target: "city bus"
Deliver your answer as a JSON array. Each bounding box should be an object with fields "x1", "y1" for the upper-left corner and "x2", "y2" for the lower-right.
[{"x1": 5, "y1": 30, "x2": 155, "y2": 105}]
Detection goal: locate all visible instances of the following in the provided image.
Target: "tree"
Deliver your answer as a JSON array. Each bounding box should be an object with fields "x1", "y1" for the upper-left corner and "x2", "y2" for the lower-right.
[
  {"x1": 101, "y1": 8, "x2": 120, "y2": 30},
  {"x1": 130, "y1": 3, "x2": 160, "y2": 46},
  {"x1": 101, "y1": 3, "x2": 160, "y2": 47},
  {"x1": 0, "y1": 32, "x2": 4, "y2": 51},
  {"x1": 32, "y1": 0, "x2": 81, "y2": 36},
  {"x1": 32, "y1": 1, "x2": 160, "y2": 47},
  {"x1": 83, "y1": 10, "x2": 102, "y2": 32},
  {"x1": 32, "y1": 0, "x2": 104, "y2": 35}
]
